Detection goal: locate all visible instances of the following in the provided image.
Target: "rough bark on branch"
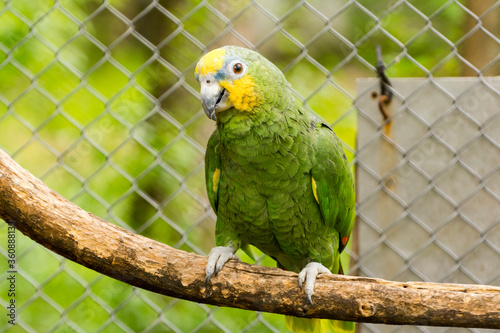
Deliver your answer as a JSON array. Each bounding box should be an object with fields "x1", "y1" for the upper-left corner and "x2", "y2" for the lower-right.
[{"x1": 0, "y1": 148, "x2": 499, "y2": 329}]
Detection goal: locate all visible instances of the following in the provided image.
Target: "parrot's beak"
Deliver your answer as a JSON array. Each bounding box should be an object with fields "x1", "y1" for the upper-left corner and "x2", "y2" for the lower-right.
[{"x1": 200, "y1": 76, "x2": 230, "y2": 121}]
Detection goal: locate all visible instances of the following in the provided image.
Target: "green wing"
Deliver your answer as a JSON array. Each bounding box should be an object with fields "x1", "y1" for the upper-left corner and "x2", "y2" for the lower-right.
[
  {"x1": 204, "y1": 129, "x2": 256, "y2": 259},
  {"x1": 205, "y1": 129, "x2": 221, "y2": 214},
  {"x1": 311, "y1": 123, "x2": 355, "y2": 255}
]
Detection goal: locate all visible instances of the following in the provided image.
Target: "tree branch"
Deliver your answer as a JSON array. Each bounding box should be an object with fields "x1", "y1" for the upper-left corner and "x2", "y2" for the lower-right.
[{"x1": 0, "y1": 148, "x2": 499, "y2": 329}]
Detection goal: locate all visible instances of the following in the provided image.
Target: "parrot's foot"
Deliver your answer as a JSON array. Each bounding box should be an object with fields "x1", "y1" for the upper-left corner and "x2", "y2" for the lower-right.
[
  {"x1": 298, "y1": 262, "x2": 331, "y2": 305},
  {"x1": 205, "y1": 246, "x2": 239, "y2": 284}
]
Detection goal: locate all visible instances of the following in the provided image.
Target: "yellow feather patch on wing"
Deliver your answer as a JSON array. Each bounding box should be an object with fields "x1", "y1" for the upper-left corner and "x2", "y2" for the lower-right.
[
  {"x1": 220, "y1": 74, "x2": 262, "y2": 112},
  {"x1": 312, "y1": 177, "x2": 319, "y2": 204},
  {"x1": 195, "y1": 48, "x2": 226, "y2": 76},
  {"x1": 212, "y1": 168, "x2": 221, "y2": 193}
]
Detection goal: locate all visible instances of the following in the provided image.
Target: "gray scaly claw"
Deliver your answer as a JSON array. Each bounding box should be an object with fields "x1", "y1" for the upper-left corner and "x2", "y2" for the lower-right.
[
  {"x1": 297, "y1": 262, "x2": 331, "y2": 305},
  {"x1": 205, "y1": 246, "x2": 239, "y2": 284}
]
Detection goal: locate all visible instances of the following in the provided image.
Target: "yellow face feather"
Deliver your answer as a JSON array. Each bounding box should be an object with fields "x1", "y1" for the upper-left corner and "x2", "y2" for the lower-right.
[
  {"x1": 196, "y1": 47, "x2": 263, "y2": 113},
  {"x1": 195, "y1": 48, "x2": 226, "y2": 76},
  {"x1": 220, "y1": 75, "x2": 261, "y2": 112}
]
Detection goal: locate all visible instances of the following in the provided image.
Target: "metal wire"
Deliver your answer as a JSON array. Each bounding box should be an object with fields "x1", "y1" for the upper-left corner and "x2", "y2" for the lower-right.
[{"x1": 0, "y1": 1, "x2": 499, "y2": 332}]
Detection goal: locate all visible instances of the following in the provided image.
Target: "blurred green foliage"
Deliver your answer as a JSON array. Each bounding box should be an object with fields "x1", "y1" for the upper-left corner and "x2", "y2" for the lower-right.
[{"x1": 0, "y1": 0, "x2": 477, "y2": 331}]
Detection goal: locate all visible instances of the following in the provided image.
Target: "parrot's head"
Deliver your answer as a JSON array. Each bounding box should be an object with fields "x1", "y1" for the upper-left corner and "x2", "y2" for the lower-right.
[{"x1": 195, "y1": 45, "x2": 285, "y2": 121}]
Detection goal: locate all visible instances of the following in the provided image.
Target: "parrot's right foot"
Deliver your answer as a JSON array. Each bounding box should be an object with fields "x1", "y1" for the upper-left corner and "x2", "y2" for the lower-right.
[
  {"x1": 205, "y1": 246, "x2": 239, "y2": 284},
  {"x1": 298, "y1": 262, "x2": 331, "y2": 305}
]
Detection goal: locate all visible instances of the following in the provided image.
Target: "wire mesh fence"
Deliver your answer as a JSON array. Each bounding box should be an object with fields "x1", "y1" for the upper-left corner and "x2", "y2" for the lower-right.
[
  {"x1": 0, "y1": 0, "x2": 499, "y2": 332},
  {"x1": 355, "y1": 77, "x2": 500, "y2": 324}
]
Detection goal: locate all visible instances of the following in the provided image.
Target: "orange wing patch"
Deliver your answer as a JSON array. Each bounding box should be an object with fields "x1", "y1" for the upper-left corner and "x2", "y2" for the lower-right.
[{"x1": 341, "y1": 236, "x2": 349, "y2": 246}]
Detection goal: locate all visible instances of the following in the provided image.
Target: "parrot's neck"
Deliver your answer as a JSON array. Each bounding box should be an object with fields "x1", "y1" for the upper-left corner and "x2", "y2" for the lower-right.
[
  {"x1": 215, "y1": 99, "x2": 310, "y2": 173},
  {"x1": 216, "y1": 96, "x2": 299, "y2": 141}
]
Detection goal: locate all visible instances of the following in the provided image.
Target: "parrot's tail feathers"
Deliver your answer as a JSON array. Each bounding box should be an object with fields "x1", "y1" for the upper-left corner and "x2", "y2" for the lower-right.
[
  {"x1": 285, "y1": 317, "x2": 328, "y2": 333},
  {"x1": 338, "y1": 261, "x2": 344, "y2": 275},
  {"x1": 330, "y1": 320, "x2": 355, "y2": 333},
  {"x1": 285, "y1": 316, "x2": 355, "y2": 333},
  {"x1": 240, "y1": 243, "x2": 255, "y2": 261}
]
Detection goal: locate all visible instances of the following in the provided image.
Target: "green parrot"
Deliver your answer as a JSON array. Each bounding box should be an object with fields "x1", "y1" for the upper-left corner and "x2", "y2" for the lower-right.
[{"x1": 195, "y1": 46, "x2": 355, "y2": 333}]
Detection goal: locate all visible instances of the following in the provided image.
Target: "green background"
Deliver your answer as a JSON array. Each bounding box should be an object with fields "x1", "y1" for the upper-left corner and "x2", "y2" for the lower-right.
[{"x1": 0, "y1": 0, "x2": 495, "y2": 332}]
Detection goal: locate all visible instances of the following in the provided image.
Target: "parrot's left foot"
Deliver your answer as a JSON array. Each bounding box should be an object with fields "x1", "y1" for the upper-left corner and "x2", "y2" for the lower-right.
[
  {"x1": 205, "y1": 245, "x2": 239, "y2": 284},
  {"x1": 298, "y1": 262, "x2": 331, "y2": 305}
]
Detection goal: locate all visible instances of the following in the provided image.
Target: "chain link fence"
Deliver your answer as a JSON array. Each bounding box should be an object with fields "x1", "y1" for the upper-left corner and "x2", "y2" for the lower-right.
[{"x1": 0, "y1": 0, "x2": 499, "y2": 332}]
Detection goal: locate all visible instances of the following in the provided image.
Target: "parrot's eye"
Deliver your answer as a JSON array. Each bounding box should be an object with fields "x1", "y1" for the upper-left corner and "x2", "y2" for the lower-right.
[{"x1": 233, "y1": 63, "x2": 243, "y2": 74}]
